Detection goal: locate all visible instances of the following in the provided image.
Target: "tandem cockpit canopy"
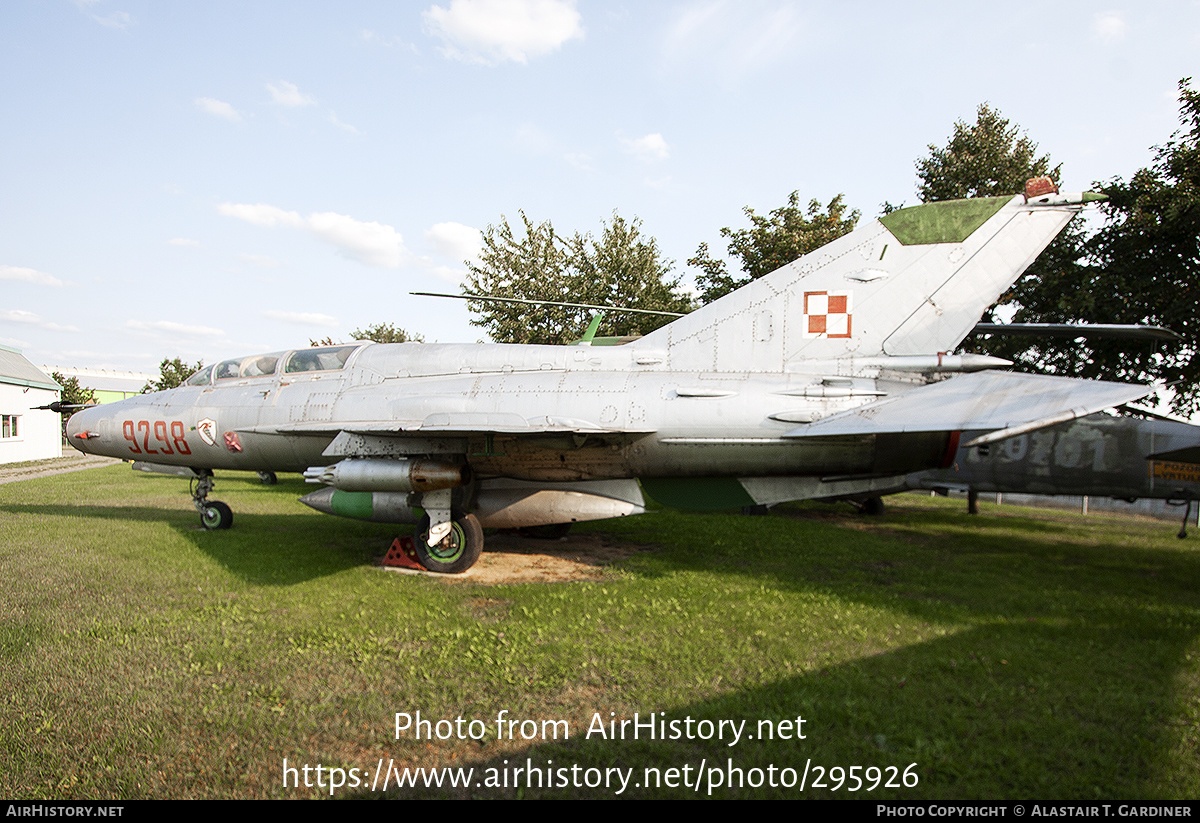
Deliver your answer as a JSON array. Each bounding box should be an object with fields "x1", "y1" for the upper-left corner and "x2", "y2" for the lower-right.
[{"x1": 182, "y1": 344, "x2": 363, "y2": 387}]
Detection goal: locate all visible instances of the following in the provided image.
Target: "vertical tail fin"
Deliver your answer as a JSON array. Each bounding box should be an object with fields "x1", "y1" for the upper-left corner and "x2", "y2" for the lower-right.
[{"x1": 634, "y1": 189, "x2": 1095, "y2": 372}]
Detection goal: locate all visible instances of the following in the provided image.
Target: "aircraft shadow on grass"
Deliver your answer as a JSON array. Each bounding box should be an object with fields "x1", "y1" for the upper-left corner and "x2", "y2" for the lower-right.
[
  {"x1": 344, "y1": 506, "x2": 1200, "y2": 799},
  {"x1": 367, "y1": 617, "x2": 1194, "y2": 799},
  {"x1": 4, "y1": 468, "x2": 1196, "y2": 796},
  {"x1": 0, "y1": 473, "x2": 393, "y2": 585}
]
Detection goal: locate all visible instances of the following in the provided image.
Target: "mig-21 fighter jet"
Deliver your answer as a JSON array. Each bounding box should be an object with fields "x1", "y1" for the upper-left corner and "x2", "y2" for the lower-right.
[{"x1": 66, "y1": 178, "x2": 1147, "y2": 572}]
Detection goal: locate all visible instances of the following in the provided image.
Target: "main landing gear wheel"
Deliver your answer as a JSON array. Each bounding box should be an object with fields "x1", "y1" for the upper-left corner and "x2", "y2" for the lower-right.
[
  {"x1": 257, "y1": 471, "x2": 278, "y2": 486},
  {"x1": 201, "y1": 500, "x2": 233, "y2": 530},
  {"x1": 861, "y1": 497, "x2": 885, "y2": 516},
  {"x1": 518, "y1": 522, "x2": 572, "y2": 539},
  {"x1": 415, "y1": 513, "x2": 483, "y2": 574}
]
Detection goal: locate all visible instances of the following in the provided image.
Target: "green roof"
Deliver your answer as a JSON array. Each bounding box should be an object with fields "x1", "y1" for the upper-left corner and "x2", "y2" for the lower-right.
[{"x1": 0, "y1": 344, "x2": 60, "y2": 391}]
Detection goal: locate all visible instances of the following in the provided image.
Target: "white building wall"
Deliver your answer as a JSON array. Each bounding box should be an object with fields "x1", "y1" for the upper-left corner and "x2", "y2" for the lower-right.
[{"x1": 0, "y1": 383, "x2": 62, "y2": 463}]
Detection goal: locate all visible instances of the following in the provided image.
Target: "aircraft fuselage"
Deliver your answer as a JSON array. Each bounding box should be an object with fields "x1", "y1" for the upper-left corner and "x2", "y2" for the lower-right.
[
  {"x1": 67, "y1": 341, "x2": 949, "y2": 482},
  {"x1": 911, "y1": 413, "x2": 1200, "y2": 501}
]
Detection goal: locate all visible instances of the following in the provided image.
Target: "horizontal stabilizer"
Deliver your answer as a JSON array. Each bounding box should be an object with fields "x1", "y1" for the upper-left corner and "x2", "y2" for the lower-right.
[
  {"x1": 1147, "y1": 446, "x2": 1200, "y2": 464},
  {"x1": 783, "y1": 372, "x2": 1150, "y2": 440},
  {"x1": 973, "y1": 323, "x2": 1182, "y2": 342}
]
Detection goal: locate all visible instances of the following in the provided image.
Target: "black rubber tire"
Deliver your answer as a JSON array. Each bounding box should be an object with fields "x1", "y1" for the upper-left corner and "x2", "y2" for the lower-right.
[
  {"x1": 258, "y1": 471, "x2": 278, "y2": 486},
  {"x1": 861, "y1": 497, "x2": 885, "y2": 516},
  {"x1": 201, "y1": 501, "x2": 233, "y2": 530},
  {"x1": 415, "y1": 513, "x2": 484, "y2": 574}
]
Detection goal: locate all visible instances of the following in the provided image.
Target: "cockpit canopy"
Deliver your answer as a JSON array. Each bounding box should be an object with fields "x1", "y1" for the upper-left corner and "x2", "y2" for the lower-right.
[
  {"x1": 283, "y1": 345, "x2": 359, "y2": 374},
  {"x1": 182, "y1": 345, "x2": 361, "y2": 387},
  {"x1": 216, "y1": 352, "x2": 284, "y2": 381}
]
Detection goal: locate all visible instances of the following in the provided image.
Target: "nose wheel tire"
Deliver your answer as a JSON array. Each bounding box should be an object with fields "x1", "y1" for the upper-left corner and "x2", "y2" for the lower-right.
[
  {"x1": 201, "y1": 501, "x2": 233, "y2": 530},
  {"x1": 415, "y1": 513, "x2": 483, "y2": 574}
]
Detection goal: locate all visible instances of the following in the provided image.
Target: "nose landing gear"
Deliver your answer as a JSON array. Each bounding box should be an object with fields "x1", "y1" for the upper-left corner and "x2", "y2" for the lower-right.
[{"x1": 191, "y1": 469, "x2": 233, "y2": 530}]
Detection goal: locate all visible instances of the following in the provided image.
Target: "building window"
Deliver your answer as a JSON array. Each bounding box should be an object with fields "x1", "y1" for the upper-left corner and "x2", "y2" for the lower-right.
[{"x1": 1, "y1": 414, "x2": 18, "y2": 438}]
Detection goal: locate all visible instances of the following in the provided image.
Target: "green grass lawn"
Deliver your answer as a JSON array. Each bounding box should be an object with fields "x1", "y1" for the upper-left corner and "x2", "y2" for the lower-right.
[{"x1": 1, "y1": 465, "x2": 1197, "y2": 798}]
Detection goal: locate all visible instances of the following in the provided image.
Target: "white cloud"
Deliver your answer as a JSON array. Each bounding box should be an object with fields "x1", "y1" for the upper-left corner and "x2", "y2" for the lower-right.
[
  {"x1": 426, "y1": 222, "x2": 483, "y2": 263},
  {"x1": 75, "y1": 1, "x2": 132, "y2": 29},
  {"x1": 217, "y1": 202, "x2": 301, "y2": 227},
  {"x1": 167, "y1": 238, "x2": 200, "y2": 247},
  {"x1": 306, "y1": 212, "x2": 405, "y2": 268},
  {"x1": 267, "y1": 80, "x2": 316, "y2": 107},
  {"x1": 195, "y1": 97, "x2": 241, "y2": 121},
  {"x1": 92, "y1": 9, "x2": 131, "y2": 29},
  {"x1": 329, "y1": 112, "x2": 362, "y2": 135},
  {"x1": 0, "y1": 265, "x2": 63, "y2": 287},
  {"x1": 1092, "y1": 11, "x2": 1128, "y2": 44},
  {"x1": 0, "y1": 310, "x2": 78, "y2": 333},
  {"x1": 126, "y1": 320, "x2": 224, "y2": 338},
  {"x1": 361, "y1": 29, "x2": 419, "y2": 51},
  {"x1": 3, "y1": 309, "x2": 41, "y2": 324},
  {"x1": 620, "y1": 132, "x2": 670, "y2": 161},
  {"x1": 423, "y1": 0, "x2": 584, "y2": 65},
  {"x1": 217, "y1": 203, "x2": 407, "y2": 268},
  {"x1": 262, "y1": 310, "x2": 339, "y2": 327}
]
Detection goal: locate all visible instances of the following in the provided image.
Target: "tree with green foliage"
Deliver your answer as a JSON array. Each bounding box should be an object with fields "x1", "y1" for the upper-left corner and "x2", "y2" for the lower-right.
[
  {"x1": 914, "y1": 102, "x2": 1092, "y2": 376},
  {"x1": 689, "y1": 193, "x2": 859, "y2": 304},
  {"x1": 463, "y1": 211, "x2": 693, "y2": 344},
  {"x1": 143, "y1": 358, "x2": 204, "y2": 393},
  {"x1": 51, "y1": 371, "x2": 94, "y2": 407},
  {"x1": 310, "y1": 323, "x2": 423, "y2": 347},
  {"x1": 349, "y1": 323, "x2": 423, "y2": 343},
  {"x1": 1069, "y1": 78, "x2": 1200, "y2": 413},
  {"x1": 916, "y1": 103, "x2": 1062, "y2": 200},
  {"x1": 918, "y1": 87, "x2": 1200, "y2": 414},
  {"x1": 50, "y1": 371, "x2": 95, "y2": 435}
]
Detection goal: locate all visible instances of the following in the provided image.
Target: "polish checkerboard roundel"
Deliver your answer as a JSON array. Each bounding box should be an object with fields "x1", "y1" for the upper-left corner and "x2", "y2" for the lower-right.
[{"x1": 803, "y1": 290, "x2": 852, "y2": 338}]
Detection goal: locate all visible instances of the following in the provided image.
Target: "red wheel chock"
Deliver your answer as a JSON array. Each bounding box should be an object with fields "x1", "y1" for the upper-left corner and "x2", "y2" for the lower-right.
[{"x1": 382, "y1": 535, "x2": 426, "y2": 570}]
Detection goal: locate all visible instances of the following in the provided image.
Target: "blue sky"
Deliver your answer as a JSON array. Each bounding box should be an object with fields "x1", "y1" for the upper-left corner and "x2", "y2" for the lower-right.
[{"x1": 2, "y1": 0, "x2": 1198, "y2": 374}]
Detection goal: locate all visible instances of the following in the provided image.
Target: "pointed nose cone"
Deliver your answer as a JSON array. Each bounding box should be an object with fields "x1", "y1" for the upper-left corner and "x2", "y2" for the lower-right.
[
  {"x1": 299, "y1": 487, "x2": 337, "y2": 514},
  {"x1": 64, "y1": 405, "x2": 94, "y2": 451},
  {"x1": 65, "y1": 405, "x2": 105, "y2": 454}
]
